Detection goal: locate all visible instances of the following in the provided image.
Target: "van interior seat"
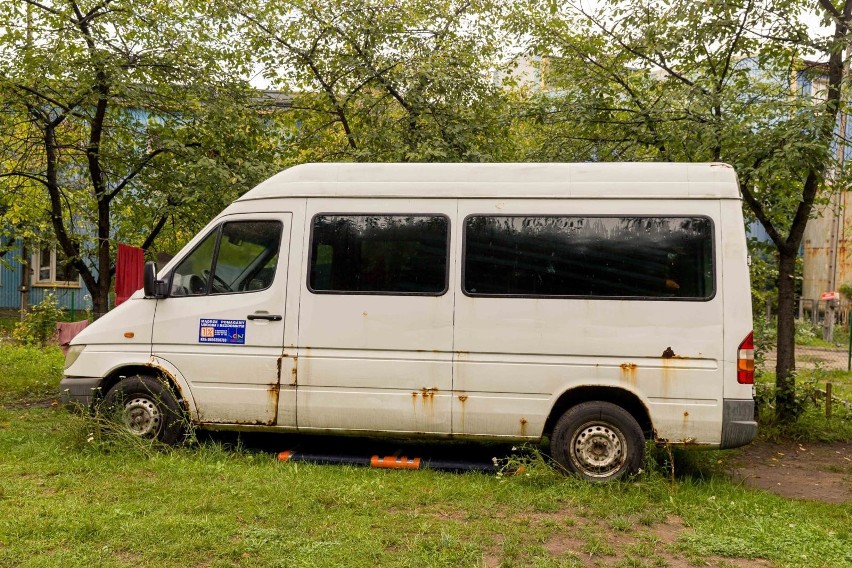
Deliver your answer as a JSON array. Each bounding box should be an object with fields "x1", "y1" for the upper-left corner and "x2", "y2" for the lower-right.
[{"x1": 245, "y1": 267, "x2": 275, "y2": 291}]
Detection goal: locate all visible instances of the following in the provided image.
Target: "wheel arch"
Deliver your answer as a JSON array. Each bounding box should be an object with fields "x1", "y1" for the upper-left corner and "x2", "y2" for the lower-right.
[
  {"x1": 544, "y1": 386, "x2": 653, "y2": 440},
  {"x1": 101, "y1": 363, "x2": 193, "y2": 417}
]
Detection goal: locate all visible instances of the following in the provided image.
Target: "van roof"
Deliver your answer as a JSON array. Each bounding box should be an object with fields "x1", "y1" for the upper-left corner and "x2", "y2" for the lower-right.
[{"x1": 236, "y1": 162, "x2": 741, "y2": 201}]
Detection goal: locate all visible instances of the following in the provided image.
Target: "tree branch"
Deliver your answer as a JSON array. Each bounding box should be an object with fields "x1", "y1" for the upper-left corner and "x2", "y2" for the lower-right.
[
  {"x1": 141, "y1": 212, "x2": 169, "y2": 251},
  {"x1": 0, "y1": 171, "x2": 50, "y2": 188},
  {"x1": 21, "y1": 0, "x2": 63, "y2": 17},
  {"x1": 819, "y1": 0, "x2": 842, "y2": 20}
]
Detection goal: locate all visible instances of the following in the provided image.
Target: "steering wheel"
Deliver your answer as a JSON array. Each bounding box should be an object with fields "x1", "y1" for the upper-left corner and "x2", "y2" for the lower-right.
[
  {"x1": 202, "y1": 269, "x2": 231, "y2": 293},
  {"x1": 188, "y1": 274, "x2": 206, "y2": 295}
]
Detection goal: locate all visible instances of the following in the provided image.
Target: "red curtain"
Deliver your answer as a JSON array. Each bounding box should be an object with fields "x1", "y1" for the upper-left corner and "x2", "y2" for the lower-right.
[{"x1": 115, "y1": 244, "x2": 145, "y2": 306}]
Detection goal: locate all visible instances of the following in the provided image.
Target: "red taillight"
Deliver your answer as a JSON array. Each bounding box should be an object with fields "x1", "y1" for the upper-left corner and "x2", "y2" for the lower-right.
[{"x1": 737, "y1": 331, "x2": 754, "y2": 384}]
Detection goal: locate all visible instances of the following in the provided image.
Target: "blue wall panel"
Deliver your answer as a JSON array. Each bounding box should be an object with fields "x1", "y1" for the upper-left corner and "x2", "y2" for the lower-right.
[
  {"x1": 0, "y1": 241, "x2": 90, "y2": 313},
  {"x1": 0, "y1": 253, "x2": 23, "y2": 309}
]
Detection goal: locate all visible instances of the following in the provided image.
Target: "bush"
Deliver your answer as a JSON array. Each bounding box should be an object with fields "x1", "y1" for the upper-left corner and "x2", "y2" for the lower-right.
[
  {"x1": 12, "y1": 295, "x2": 64, "y2": 347},
  {"x1": 755, "y1": 368, "x2": 852, "y2": 441},
  {"x1": 794, "y1": 318, "x2": 820, "y2": 345}
]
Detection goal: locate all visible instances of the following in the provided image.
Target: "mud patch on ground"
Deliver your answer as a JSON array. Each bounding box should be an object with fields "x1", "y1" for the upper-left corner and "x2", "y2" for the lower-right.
[
  {"x1": 728, "y1": 440, "x2": 852, "y2": 503},
  {"x1": 0, "y1": 397, "x2": 57, "y2": 410},
  {"x1": 483, "y1": 513, "x2": 772, "y2": 568}
]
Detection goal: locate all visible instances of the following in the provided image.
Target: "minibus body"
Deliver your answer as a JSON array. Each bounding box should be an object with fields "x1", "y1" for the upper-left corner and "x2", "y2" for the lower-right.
[{"x1": 61, "y1": 162, "x2": 756, "y2": 481}]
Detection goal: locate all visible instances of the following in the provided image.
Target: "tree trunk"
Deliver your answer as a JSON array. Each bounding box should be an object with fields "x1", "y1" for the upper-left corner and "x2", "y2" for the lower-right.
[
  {"x1": 93, "y1": 198, "x2": 111, "y2": 318},
  {"x1": 775, "y1": 248, "x2": 797, "y2": 421}
]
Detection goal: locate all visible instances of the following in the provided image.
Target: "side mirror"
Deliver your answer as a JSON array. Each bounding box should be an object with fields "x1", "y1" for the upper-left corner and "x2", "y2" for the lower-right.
[{"x1": 143, "y1": 261, "x2": 167, "y2": 298}]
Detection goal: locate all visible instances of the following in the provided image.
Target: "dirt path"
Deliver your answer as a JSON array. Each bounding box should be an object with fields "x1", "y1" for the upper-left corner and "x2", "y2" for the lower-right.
[
  {"x1": 763, "y1": 346, "x2": 851, "y2": 371},
  {"x1": 728, "y1": 440, "x2": 852, "y2": 503}
]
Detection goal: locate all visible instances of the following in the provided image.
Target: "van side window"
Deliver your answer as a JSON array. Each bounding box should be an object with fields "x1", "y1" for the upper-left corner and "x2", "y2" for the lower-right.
[
  {"x1": 463, "y1": 216, "x2": 713, "y2": 299},
  {"x1": 170, "y1": 221, "x2": 282, "y2": 296},
  {"x1": 309, "y1": 215, "x2": 449, "y2": 295}
]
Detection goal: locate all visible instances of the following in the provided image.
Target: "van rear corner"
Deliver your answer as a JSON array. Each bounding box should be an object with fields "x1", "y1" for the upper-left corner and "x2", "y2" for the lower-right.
[{"x1": 720, "y1": 331, "x2": 757, "y2": 449}]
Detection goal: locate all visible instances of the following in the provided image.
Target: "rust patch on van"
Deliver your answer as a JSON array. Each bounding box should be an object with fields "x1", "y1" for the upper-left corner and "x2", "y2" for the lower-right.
[
  {"x1": 288, "y1": 356, "x2": 298, "y2": 386},
  {"x1": 415, "y1": 388, "x2": 437, "y2": 418},
  {"x1": 659, "y1": 359, "x2": 673, "y2": 397},
  {"x1": 145, "y1": 362, "x2": 193, "y2": 419},
  {"x1": 420, "y1": 387, "x2": 437, "y2": 400},
  {"x1": 268, "y1": 383, "x2": 280, "y2": 425},
  {"x1": 230, "y1": 419, "x2": 273, "y2": 426},
  {"x1": 520, "y1": 417, "x2": 528, "y2": 437},
  {"x1": 458, "y1": 395, "x2": 468, "y2": 402},
  {"x1": 413, "y1": 388, "x2": 439, "y2": 414},
  {"x1": 620, "y1": 363, "x2": 637, "y2": 384}
]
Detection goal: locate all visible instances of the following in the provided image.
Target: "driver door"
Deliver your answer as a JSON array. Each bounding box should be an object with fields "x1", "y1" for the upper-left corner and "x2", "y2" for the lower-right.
[{"x1": 152, "y1": 213, "x2": 292, "y2": 425}]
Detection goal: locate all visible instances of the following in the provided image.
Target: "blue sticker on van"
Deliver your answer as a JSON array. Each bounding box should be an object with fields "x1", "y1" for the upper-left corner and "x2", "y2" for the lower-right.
[{"x1": 199, "y1": 319, "x2": 246, "y2": 344}]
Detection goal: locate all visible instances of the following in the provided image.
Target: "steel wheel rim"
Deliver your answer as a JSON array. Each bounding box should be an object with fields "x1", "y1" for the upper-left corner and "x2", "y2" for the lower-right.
[
  {"x1": 569, "y1": 421, "x2": 627, "y2": 478},
  {"x1": 122, "y1": 396, "x2": 161, "y2": 437}
]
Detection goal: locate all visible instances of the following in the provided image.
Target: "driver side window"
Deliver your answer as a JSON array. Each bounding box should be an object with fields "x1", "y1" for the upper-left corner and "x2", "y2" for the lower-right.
[{"x1": 170, "y1": 220, "x2": 283, "y2": 297}]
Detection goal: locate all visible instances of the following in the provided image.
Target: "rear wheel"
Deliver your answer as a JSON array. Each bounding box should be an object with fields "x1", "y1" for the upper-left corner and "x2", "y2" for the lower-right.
[
  {"x1": 103, "y1": 375, "x2": 185, "y2": 445},
  {"x1": 550, "y1": 401, "x2": 644, "y2": 482}
]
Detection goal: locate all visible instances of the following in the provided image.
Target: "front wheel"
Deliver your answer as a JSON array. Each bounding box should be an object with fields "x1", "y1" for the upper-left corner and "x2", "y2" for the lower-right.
[
  {"x1": 550, "y1": 401, "x2": 644, "y2": 482},
  {"x1": 103, "y1": 375, "x2": 186, "y2": 445}
]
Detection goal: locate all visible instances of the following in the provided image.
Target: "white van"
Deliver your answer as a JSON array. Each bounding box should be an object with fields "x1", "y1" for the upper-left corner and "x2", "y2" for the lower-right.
[{"x1": 61, "y1": 162, "x2": 756, "y2": 481}]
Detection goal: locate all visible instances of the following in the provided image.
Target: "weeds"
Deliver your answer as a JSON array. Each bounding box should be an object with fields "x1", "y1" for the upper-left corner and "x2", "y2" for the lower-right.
[
  {"x1": 71, "y1": 403, "x2": 165, "y2": 458},
  {"x1": 494, "y1": 442, "x2": 725, "y2": 488},
  {"x1": 493, "y1": 444, "x2": 565, "y2": 484},
  {"x1": 63, "y1": 378, "x2": 198, "y2": 458}
]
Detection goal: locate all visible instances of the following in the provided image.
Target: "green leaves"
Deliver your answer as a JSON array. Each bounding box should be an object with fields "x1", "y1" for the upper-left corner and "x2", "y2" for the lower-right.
[
  {"x1": 235, "y1": 0, "x2": 516, "y2": 163},
  {"x1": 0, "y1": 0, "x2": 271, "y2": 313}
]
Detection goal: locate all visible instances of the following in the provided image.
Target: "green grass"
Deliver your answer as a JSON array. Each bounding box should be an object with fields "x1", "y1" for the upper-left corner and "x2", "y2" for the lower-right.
[
  {"x1": 0, "y1": 344, "x2": 64, "y2": 403},
  {"x1": 0, "y1": 408, "x2": 850, "y2": 567},
  {"x1": 814, "y1": 368, "x2": 852, "y2": 398},
  {"x1": 1, "y1": 345, "x2": 852, "y2": 567},
  {"x1": 756, "y1": 367, "x2": 852, "y2": 401}
]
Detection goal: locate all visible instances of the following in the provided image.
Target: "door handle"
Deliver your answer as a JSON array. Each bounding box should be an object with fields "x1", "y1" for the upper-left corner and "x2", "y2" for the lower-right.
[{"x1": 247, "y1": 314, "x2": 282, "y2": 321}]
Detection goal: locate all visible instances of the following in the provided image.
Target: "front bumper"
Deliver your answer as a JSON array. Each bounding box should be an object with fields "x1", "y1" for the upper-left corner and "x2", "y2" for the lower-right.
[
  {"x1": 59, "y1": 376, "x2": 104, "y2": 410},
  {"x1": 720, "y1": 398, "x2": 757, "y2": 449}
]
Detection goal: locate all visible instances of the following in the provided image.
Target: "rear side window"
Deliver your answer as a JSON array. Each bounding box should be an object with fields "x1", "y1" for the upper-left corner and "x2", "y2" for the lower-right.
[
  {"x1": 309, "y1": 215, "x2": 449, "y2": 295},
  {"x1": 463, "y1": 216, "x2": 714, "y2": 299}
]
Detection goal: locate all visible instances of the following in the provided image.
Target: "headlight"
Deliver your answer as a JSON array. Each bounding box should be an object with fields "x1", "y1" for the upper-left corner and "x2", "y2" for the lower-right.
[{"x1": 64, "y1": 344, "x2": 85, "y2": 370}]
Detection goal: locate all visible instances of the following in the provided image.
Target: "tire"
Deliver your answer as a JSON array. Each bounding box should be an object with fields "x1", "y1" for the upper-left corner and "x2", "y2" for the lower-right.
[
  {"x1": 103, "y1": 375, "x2": 185, "y2": 445},
  {"x1": 550, "y1": 401, "x2": 644, "y2": 482}
]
